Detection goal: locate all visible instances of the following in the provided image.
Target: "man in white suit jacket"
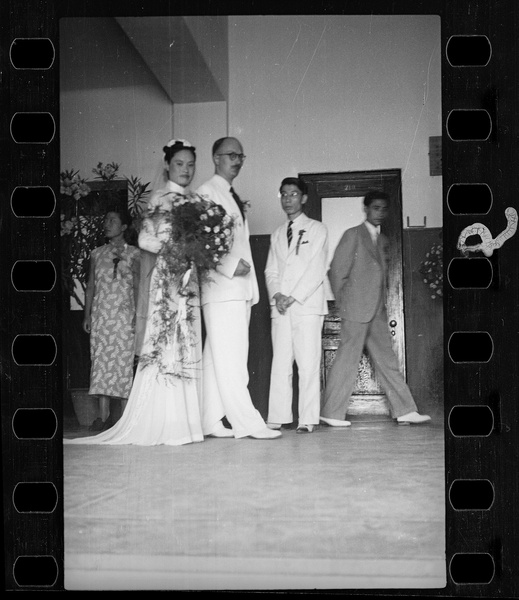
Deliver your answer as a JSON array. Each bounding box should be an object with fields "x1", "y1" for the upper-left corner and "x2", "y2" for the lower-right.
[
  {"x1": 265, "y1": 177, "x2": 329, "y2": 433},
  {"x1": 196, "y1": 137, "x2": 281, "y2": 440}
]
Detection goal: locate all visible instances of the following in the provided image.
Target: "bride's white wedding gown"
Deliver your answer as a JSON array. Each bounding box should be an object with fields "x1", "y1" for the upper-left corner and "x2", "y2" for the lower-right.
[{"x1": 64, "y1": 181, "x2": 204, "y2": 446}]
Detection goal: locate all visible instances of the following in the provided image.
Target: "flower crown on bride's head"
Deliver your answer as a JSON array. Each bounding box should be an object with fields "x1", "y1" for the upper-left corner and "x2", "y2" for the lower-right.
[
  {"x1": 166, "y1": 138, "x2": 193, "y2": 148},
  {"x1": 163, "y1": 139, "x2": 197, "y2": 162}
]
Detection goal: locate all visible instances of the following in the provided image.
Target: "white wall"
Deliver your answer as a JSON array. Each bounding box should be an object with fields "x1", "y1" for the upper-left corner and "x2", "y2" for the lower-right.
[
  {"x1": 60, "y1": 17, "x2": 174, "y2": 189},
  {"x1": 60, "y1": 15, "x2": 442, "y2": 234},
  {"x1": 173, "y1": 101, "x2": 227, "y2": 191},
  {"x1": 225, "y1": 15, "x2": 442, "y2": 234}
]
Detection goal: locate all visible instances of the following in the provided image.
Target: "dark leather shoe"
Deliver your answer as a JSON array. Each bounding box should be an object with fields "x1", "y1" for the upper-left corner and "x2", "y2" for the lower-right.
[
  {"x1": 89, "y1": 417, "x2": 105, "y2": 432},
  {"x1": 101, "y1": 416, "x2": 115, "y2": 431}
]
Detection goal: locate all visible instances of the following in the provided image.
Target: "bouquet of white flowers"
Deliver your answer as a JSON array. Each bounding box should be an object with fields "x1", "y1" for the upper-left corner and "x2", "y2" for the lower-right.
[{"x1": 149, "y1": 190, "x2": 234, "y2": 286}]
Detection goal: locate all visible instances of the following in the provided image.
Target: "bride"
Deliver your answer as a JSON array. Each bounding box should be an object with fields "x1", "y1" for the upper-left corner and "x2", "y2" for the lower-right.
[{"x1": 65, "y1": 139, "x2": 206, "y2": 446}]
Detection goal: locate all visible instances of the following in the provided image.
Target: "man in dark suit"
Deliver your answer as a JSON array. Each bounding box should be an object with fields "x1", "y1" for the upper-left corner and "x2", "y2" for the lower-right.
[{"x1": 320, "y1": 190, "x2": 431, "y2": 426}]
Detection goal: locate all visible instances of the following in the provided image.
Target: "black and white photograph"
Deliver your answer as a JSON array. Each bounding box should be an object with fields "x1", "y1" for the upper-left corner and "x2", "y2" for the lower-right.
[
  {"x1": 59, "y1": 12, "x2": 446, "y2": 591},
  {"x1": 5, "y1": 0, "x2": 519, "y2": 595}
]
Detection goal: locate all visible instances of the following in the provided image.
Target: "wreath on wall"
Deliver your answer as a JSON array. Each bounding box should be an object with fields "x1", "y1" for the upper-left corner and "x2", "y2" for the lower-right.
[{"x1": 418, "y1": 233, "x2": 443, "y2": 300}]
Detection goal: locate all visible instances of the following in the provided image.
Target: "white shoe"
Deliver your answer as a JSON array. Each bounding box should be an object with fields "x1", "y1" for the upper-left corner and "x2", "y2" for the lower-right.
[
  {"x1": 207, "y1": 424, "x2": 234, "y2": 438},
  {"x1": 397, "y1": 411, "x2": 431, "y2": 425},
  {"x1": 249, "y1": 427, "x2": 282, "y2": 439},
  {"x1": 320, "y1": 416, "x2": 351, "y2": 427},
  {"x1": 296, "y1": 424, "x2": 315, "y2": 434},
  {"x1": 266, "y1": 422, "x2": 282, "y2": 430}
]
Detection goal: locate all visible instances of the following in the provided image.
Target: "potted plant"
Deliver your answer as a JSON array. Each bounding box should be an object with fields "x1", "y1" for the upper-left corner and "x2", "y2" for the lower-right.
[{"x1": 60, "y1": 162, "x2": 150, "y2": 308}]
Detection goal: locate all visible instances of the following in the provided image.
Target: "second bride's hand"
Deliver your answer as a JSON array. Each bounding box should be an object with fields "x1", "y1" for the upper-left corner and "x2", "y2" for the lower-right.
[
  {"x1": 234, "y1": 258, "x2": 251, "y2": 277},
  {"x1": 274, "y1": 292, "x2": 288, "y2": 315},
  {"x1": 284, "y1": 296, "x2": 295, "y2": 310}
]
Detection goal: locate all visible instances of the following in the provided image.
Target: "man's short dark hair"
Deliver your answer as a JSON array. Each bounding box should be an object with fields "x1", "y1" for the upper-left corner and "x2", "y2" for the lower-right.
[
  {"x1": 363, "y1": 190, "x2": 390, "y2": 207},
  {"x1": 279, "y1": 177, "x2": 307, "y2": 195}
]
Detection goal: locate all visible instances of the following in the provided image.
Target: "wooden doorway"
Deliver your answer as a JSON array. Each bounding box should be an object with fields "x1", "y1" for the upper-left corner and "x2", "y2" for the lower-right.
[{"x1": 299, "y1": 169, "x2": 406, "y2": 415}]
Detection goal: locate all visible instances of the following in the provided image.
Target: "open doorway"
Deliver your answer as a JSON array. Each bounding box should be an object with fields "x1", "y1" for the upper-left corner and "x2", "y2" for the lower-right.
[{"x1": 300, "y1": 169, "x2": 405, "y2": 415}]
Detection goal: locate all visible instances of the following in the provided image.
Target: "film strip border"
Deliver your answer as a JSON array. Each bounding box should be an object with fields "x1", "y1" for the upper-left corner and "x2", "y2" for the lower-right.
[
  {"x1": 2, "y1": 0, "x2": 518, "y2": 594},
  {"x1": 2, "y1": 0, "x2": 62, "y2": 590},
  {"x1": 443, "y1": 1, "x2": 518, "y2": 595}
]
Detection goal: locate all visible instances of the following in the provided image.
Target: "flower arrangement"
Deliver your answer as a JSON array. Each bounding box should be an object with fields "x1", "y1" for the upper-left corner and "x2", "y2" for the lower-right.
[
  {"x1": 60, "y1": 169, "x2": 91, "y2": 200},
  {"x1": 236, "y1": 197, "x2": 251, "y2": 215},
  {"x1": 60, "y1": 162, "x2": 151, "y2": 309},
  {"x1": 419, "y1": 239, "x2": 443, "y2": 300},
  {"x1": 149, "y1": 190, "x2": 234, "y2": 283},
  {"x1": 138, "y1": 190, "x2": 235, "y2": 380},
  {"x1": 92, "y1": 161, "x2": 120, "y2": 181}
]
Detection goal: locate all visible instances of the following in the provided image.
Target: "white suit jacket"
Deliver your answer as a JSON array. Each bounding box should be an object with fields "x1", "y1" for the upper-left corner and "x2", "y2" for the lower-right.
[
  {"x1": 265, "y1": 214, "x2": 329, "y2": 317},
  {"x1": 196, "y1": 174, "x2": 259, "y2": 306}
]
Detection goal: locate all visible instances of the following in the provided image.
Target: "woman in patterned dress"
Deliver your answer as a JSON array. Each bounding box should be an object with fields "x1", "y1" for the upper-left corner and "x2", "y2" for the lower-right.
[
  {"x1": 65, "y1": 139, "x2": 205, "y2": 446},
  {"x1": 83, "y1": 210, "x2": 140, "y2": 431}
]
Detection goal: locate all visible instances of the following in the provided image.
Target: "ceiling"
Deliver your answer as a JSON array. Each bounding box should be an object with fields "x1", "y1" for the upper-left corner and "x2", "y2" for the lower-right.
[{"x1": 115, "y1": 16, "x2": 228, "y2": 105}]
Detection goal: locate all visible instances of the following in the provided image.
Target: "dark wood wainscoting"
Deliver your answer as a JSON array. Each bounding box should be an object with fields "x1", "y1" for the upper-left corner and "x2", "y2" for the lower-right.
[
  {"x1": 402, "y1": 227, "x2": 444, "y2": 419},
  {"x1": 248, "y1": 235, "x2": 273, "y2": 420}
]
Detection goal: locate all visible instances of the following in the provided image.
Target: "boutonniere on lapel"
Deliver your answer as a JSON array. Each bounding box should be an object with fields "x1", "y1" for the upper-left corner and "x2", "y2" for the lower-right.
[
  {"x1": 296, "y1": 229, "x2": 308, "y2": 255},
  {"x1": 234, "y1": 198, "x2": 251, "y2": 216}
]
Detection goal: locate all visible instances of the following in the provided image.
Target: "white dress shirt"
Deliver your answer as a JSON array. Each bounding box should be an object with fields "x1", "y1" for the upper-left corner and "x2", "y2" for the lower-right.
[{"x1": 364, "y1": 219, "x2": 381, "y2": 245}]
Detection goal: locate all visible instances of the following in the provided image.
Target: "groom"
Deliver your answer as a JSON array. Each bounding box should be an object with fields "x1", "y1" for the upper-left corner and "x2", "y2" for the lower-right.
[{"x1": 197, "y1": 137, "x2": 281, "y2": 440}]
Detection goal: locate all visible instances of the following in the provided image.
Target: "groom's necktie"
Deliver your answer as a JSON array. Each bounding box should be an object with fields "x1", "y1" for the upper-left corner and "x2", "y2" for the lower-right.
[
  {"x1": 230, "y1": 186, "x2": 245, "y2": 219},
  {"x1": 287, "y1": 220, "x2": 293, "y2": 247}
]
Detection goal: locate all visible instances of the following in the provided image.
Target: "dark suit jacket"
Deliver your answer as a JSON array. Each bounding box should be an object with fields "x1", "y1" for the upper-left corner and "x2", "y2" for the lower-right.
[{"x1": 328, "y1": 222, "x2": 389, "y2": 323}]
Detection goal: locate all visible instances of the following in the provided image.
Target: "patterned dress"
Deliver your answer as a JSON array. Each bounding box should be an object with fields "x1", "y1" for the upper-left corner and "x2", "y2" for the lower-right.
[{"x1": 88, "y1": 242, "x2": 140, "y2": 399}]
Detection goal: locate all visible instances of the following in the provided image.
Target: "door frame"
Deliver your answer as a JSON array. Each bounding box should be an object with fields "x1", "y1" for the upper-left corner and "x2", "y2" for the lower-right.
[{"x1": 299, "y1": 168, "x2": 407, "y2": 381}]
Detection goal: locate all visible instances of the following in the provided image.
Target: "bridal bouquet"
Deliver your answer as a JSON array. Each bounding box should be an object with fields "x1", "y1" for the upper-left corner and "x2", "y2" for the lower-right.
[
  {"x1": 151, "y1": 191, "x2": 234, "y2": 286},
  {"x1": 139, "y1": 191, "x2": 235, "y2": 380}
]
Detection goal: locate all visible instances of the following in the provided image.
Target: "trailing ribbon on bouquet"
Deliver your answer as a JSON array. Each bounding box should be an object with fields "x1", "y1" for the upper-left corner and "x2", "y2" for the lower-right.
[
  {"x1": 140, "y1": 261, "x2": 199, "y2": 381},
  {"x1": 169, "y1": 266, "x2": 193, "y2": 350}
]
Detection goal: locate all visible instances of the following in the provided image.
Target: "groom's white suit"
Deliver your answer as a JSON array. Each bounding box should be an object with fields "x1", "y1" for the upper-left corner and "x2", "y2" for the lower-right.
[{"x1": 197, "y1": 168, "x2": 275, "y2": 438}]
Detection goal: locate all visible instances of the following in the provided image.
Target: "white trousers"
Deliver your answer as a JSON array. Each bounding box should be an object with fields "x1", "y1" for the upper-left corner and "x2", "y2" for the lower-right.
[
  {"x1": 267, "y1": 312, "x2": 324, "y2": 426},
  {"x1": 201, "y1": 300, "x2": 267, "y2": 438}
]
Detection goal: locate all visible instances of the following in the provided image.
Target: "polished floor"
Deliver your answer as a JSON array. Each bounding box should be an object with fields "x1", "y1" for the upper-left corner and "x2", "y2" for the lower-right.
[{"x1": 63, "y1": 414, "x2": 446, "y2": 591}]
